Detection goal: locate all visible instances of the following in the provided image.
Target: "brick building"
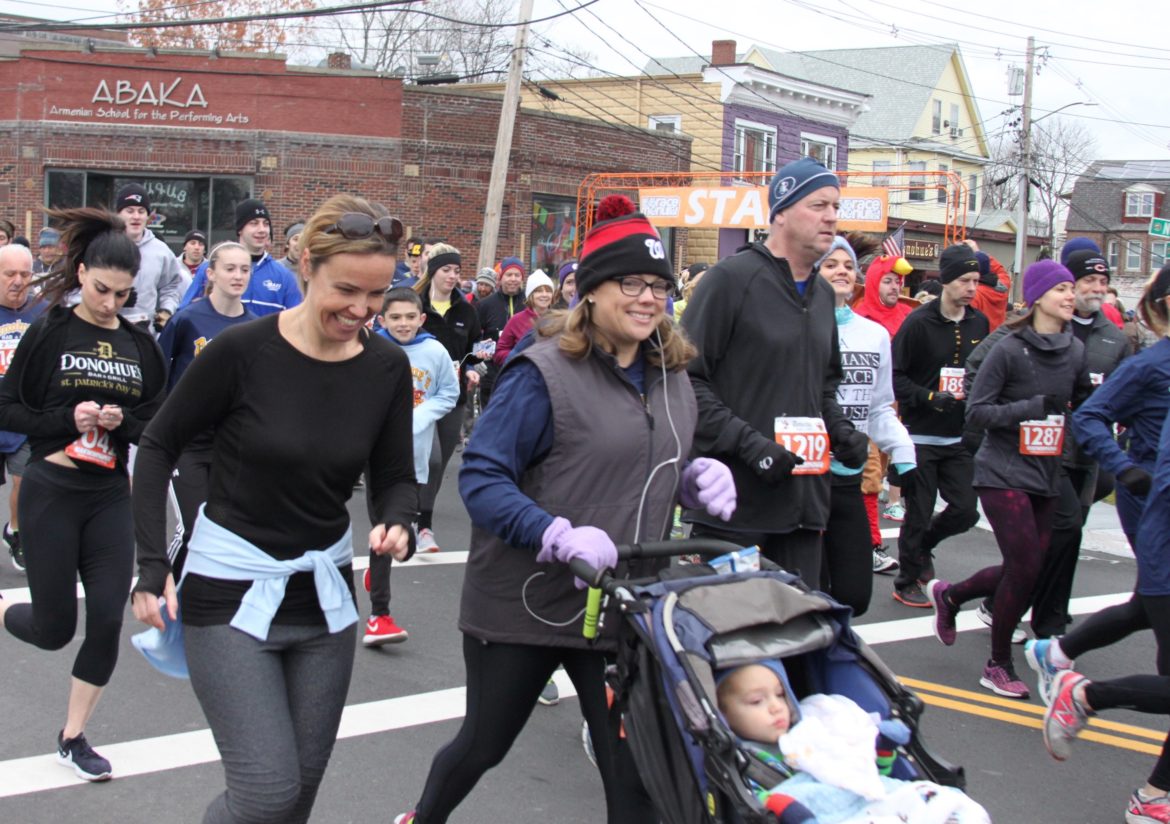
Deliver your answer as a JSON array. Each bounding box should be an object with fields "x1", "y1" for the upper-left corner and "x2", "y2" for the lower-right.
[{"x1": 0, "y1": 44, "x2": 690, "y2": 272}]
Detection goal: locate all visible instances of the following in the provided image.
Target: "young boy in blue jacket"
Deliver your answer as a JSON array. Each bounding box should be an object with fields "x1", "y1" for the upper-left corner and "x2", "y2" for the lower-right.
[{"x1": 363, "y1": 287, "x2": 459, "y2": 645}]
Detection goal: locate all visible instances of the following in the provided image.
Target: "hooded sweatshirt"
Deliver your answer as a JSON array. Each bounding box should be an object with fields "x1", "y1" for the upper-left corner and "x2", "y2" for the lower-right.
[
  {"x1": 124, "y1": 228, "x2": 189, "y2": 324},
  {"x1": 376, "y1": 328, "x2": 459, "y2": 483},
  {"x1": 854, "y1": 260, "x2": 913, "y2": 339}
]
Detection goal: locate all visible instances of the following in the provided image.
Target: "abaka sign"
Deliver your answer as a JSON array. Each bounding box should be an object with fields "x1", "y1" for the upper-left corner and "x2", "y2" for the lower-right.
[
  {"x1": 92, "y1": 78, "x2": 209, "y2": 109},
  {"x1": 47, "y1": 76, "x2": 251, "y2": 125}
]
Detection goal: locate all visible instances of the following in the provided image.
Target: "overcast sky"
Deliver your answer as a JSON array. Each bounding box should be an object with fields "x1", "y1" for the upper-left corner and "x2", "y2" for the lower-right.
[{"x1": 5, "y1": 0, "x2": 1168, "y2": 163}]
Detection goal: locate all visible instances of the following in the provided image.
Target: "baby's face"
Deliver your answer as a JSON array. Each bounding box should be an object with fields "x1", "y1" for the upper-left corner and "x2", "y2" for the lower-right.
[{"x1": 720, "y1": 665, "x2": 792, "y2": 743}]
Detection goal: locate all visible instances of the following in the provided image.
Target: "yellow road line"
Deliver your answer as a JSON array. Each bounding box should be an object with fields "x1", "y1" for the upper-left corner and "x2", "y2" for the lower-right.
[{"x1": 899, "y1": 675, "x2": 1168, "y2": 751}]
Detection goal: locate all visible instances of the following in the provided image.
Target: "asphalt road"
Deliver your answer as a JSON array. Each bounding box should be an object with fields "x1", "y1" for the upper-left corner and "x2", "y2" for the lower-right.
[{"x1": 0, "y1": 453, "x2": 1158, "y2": 823}]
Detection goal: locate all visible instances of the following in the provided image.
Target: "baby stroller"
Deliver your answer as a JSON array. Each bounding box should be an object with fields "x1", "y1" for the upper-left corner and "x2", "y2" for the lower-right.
[{"x1": 570, "y1": 540, "x2": 968, "y2": 824}]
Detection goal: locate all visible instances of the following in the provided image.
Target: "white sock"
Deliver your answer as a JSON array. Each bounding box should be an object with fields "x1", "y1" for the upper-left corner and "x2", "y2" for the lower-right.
[{"x1": 1048, "y1": 638, "x2": 1073, "y2": 669}]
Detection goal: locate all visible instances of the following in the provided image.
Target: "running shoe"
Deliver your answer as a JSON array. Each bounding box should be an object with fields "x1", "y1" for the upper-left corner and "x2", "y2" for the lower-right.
[
  {"x1": 4, "y1": 522, "x2": 23, "y2": 573},
  {"x1": 892, "y1": 582, "x2": 930, "y2": 608},
  {"x1": 393, "y1": 812, "x2": 416, "y2": 824},
  {"x1": 1044, "y1": 670, "x2": 1091, "y2": 760},
  {"x1": 56, "y1": 730, "x2": 112, "y2": 781},
  {"x1": 1126, "y1": 788, "x2": 1170, "y2": 824},
  {"x1": 926, "y1": 579, "x2": 957, "y2": 646},
  {"x1": 581, "y1": 720, "x2": 597, "y2": 768},
  {"x1": 979, "y1": 659, "x2": 1030, "y2": 699},
  {"x1": 882, "y1": 503, "x2": 906, "y2": 522},
  {"x1": 872, "y1": 546, "x2": 899, "y2": 574},
  {"x1": 1024, "y1": 638, "x2": 1071, "y2": 706},
  {"x1": 363, "y1": 614, "x2": 408, "y2": 646},
  {"x1": 416, "y1": 528, "x2": 440, "y2": 554},
  {"x1": 539, "y1": 678, "x2": 560, "y2": 707},
  {"x1": 976, "y1": 599, "x2": 1026, "y2": 644}
]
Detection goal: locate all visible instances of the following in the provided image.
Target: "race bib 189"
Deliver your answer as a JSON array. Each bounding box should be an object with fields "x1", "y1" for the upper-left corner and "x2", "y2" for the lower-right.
[
  {"x1": 1019, "y1": 415, "x2": 1065, "y2": 457},
  {"x1": 64, "y1": 426, "x2": 117, "y2": 469},
  {"x1": 774, "y1": 417, "x2": 829, "y2": 475},
  {"x1": 938, "y1": 367, "x2": 965, "y2": 399}
]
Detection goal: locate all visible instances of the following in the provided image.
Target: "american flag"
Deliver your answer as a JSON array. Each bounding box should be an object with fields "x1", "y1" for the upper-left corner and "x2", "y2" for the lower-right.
[{"x1": 882, "y1": 224, "x2": 905, "y2": 258}]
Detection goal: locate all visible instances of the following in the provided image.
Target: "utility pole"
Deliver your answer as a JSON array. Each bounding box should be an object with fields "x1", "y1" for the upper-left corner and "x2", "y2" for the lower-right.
[
  {"x1": 1011, "y1": 36, "x2": 1035, "y2": 303},
  {"x1": 477, "y1": 0, "x2": 535, "y2": 273}
]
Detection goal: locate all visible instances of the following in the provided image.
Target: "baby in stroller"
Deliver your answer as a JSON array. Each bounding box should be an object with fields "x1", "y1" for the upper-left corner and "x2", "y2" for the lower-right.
[{"x1": 716, "y1": 661, "x2": 991, "y2": 824}]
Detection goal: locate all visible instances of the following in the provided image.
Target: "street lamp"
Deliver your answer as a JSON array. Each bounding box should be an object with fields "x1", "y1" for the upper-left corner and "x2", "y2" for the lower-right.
[{"x1": 1013, "y1": 100, "x2": 1097, "y2": 298}]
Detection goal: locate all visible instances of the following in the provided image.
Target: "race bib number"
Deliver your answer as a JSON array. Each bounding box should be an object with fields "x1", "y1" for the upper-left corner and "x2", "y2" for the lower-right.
[
  {"x1": 0, "y1": 339, "x2": 16, "y2": 376},
  {"x1": 1019, "y1": 415, "x2": 1065, "y2": 457},
  {"x1": 65, "y1": 426, "x2": 117, "y2": 469},
  {"x1": 774, "y1": 417, "x2": 829, "y2": 475},
  {"x1": 1090, "y1": 372, "x2": 1104, "y2": 387},
  {"x1": 938, "y1": 367, "x2": 965, "y2": 399}
]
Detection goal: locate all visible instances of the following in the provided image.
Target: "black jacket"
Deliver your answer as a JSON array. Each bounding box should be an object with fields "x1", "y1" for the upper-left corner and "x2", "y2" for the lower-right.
[
  {"x1": 476, "y1": 289, "x2": 523, "y2": 390},
  {"x1": 0, "y1": 304, "x2": 168, "y2": 471},
  {"x1": 420, "y1": 288, "x2": 481, "y2": 406},
  {"x1": 681, "y1": 241, "x2": 850, "y2": 533},
  {"x1": 892, "y1": 300, "x2": 990, "y2": 438}
]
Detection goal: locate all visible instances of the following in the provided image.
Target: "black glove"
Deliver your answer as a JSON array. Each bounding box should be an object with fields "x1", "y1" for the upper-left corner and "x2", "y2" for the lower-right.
[
  {"x1": 978, "y1": 268, "x2": 999, "y2": 289},
  {"x1": 889, "y1": 465, "x2": 917, "y2": 496},
  {"x1": 1118, "y1": 466, "x2": 1153, "y2": 496},
  {"x1": 744, "y1": 438, "x2": 804, "y2": 485},
  {"x1": 1042, "y1": 395, "x2": 1068, "y2": 416},
  {"x1": 830, "y1": 424, "x2": 869, "y2": 469},
  {"x1": 928, "y1": 391, "x2": 959, "y2": 414}
]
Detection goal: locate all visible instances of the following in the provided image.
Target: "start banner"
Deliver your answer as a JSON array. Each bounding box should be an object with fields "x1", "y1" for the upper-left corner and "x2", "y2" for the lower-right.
[{"x1": 638, "y1": 185, "x2": 888, "y2": 232}]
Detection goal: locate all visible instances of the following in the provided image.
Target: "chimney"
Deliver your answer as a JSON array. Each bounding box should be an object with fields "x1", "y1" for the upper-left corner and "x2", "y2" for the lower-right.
[
  {"x1": 710, "y1": 40, "x2": 737, "y2": 67},
  {"x1": 327, "y1": 52, "x2": 352, "y2": 71}
]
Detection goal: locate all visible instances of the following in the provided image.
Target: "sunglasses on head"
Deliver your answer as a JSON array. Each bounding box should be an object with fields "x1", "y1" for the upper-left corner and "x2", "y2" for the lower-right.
[{"x1": 323, "y1": 213, "x2": 404, "y2": 243}]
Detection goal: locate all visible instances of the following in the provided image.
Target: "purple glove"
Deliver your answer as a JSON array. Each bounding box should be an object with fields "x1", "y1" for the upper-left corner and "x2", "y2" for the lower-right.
[
  {"x1": 537, "y1": 516, "x2": 618, "y2": 589},
  {"x1": 679, "y1": 457, "x2": 737, "y2": 521}
]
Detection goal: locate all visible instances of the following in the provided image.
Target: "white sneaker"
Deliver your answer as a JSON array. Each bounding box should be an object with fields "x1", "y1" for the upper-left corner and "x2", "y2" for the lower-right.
[
  {"x1": 976, "y1": 600, "x2": 1026, "y2": 644},
  {"x1": 873, "y1": 547, "x2": 899, "y2": 574},
  {"x1": 416, "y1": 527, "x2": 440, "y2": 554}
]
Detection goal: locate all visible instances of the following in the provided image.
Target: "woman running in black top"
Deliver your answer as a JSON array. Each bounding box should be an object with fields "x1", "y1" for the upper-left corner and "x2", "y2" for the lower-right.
[
  {"x1": 131, "y1": 195, "x2": 418, "y2": 824},
  {"x1": 0, "y1": 208, "x2": 167, "y2": 781}
]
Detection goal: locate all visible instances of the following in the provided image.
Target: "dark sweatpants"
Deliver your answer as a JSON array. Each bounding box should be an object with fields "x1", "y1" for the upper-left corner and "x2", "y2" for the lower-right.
[
  {"x1": 894, "y1": 442, "x2": 979, "y2": 590},
  {"x1": 821, "y1": 474, "x2": 874, "y2": 616}
]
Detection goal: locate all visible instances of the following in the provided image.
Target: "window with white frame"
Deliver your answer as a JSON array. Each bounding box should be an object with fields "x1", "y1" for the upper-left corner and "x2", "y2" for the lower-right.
[
  {"x1": 908, "y1": 161, "x2": 927, "y2": 202},
  {"x1": 1153, "y1": 241, "x2": 1168, "y2": 270},
  {"x1": 734, "y1": 120, "x2": 777, "y2": 174},
  {"x1": 1107, "y1": 240, "x2": 1119, "y2": 269},
  {"x1": 1127, "y1": 240, "x2": 1144, "y2": 271},
  {"x1": 968, "y1": 174, "x2": 978, "y2": 212},
  {"x1": 873, "y1": 160, "x2": 892, "y2": 187},
  {"x1": 949, "y1": 103, "x2": 960, "y2": 136},
  {"x1": 647, "y1": 114, "x2": 681, "y2": 133},
  {"x1": 931, "y1": 100, "x2": 942, "y2": 134},
  {"x1": 800, "y1": 132, "x2": 838, "y2": 170},
  {"x1": 1126, "y1": 191, "x2": 1156, "y2": 217},
  {"x1": 937, "y1": 163, "x2": 949, "y2": 203}
]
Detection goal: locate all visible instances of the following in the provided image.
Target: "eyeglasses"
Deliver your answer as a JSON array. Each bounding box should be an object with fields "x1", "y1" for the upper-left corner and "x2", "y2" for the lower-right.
[
  {"x1": 322, "y1": 213, "x2": 404, "y2": 243},
  {"x1": 617, "y1": 276, "x2": 674, "y2": 300}
]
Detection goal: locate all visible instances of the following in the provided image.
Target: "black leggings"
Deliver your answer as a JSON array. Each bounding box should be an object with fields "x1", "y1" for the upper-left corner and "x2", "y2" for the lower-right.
[
  {"x1": 1080, "y1": 594, "x2": 1170, "y2": 790},
  {"x1": 948, "y1": 488, "x2": 1056, "y2": 664},
  {"x1": 2, "y1": 460, "x2": 133, "y2": 686},
  {"x1": 413, "y1": 635, "x2": 655, "y2": 824},
  {"x1": 821, "y1": 475, "x2": 874, "y2": 617},
  {"x1": 418, "y1": 404, "x2": 464, "y2": 531}
]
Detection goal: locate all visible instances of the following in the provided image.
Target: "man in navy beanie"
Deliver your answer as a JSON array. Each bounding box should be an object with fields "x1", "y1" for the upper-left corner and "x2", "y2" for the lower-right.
[{"x1": 681, "y1": 157, "x2": 869, "y2": 585}]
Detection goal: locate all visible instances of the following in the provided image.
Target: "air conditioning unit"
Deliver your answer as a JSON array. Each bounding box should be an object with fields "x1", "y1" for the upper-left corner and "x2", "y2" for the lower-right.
[{"x1": 950, "y1": 126, "x2": 961, "y2": 138}]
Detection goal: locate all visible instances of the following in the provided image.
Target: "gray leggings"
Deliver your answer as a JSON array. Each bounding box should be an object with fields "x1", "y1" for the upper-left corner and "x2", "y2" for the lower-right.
[{"x1": 185, "y1": 621, "x2": 356, "y2": 824}]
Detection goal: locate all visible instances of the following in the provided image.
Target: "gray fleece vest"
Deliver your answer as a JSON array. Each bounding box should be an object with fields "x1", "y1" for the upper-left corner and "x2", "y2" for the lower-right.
[{"x1": 459, "y1": 334, "x2": 697, "y2": 650}]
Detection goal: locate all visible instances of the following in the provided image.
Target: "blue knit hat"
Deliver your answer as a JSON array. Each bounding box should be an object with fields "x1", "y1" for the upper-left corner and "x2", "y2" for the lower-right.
[
  {"x1": 1023, "y1": 259, "x2": 1075, "y2": 307},
  {"x1": 499, "y1": 256, "x2": 525, "y2": 276},
  {"x1": 815, "y1": 235, "x2": 858, "y2": 270},
  {"x1": 768, "y1": 157, "x2": 840, "y2": 222},
  {"x1": 37, "y1": 227, "x2": 60, "y2": 247},
  {"x1": 1060, "y1": 237, "x2": 1101, "y2": 266}
]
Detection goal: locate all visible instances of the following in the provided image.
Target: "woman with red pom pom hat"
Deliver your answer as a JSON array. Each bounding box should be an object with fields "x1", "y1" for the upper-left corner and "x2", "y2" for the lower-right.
[{"x1": 393, "y1": 195, "x2": 738, "y2": 824}]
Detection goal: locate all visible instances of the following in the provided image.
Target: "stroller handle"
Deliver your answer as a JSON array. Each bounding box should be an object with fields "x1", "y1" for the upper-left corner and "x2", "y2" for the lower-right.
[{"x1": 568, "y1": 538, "x2": 746, "y2": 589}]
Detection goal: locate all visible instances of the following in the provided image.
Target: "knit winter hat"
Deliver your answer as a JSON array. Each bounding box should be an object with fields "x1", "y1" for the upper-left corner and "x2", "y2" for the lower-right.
[
  {"x1": 767, "y1": 157, "x2": 840, "y2": 222},
  {"x1": 815, "y1": 235, "x2": 858, "y2": 270},
  {"x1": 499, "y1": 256, "x2": 525, "y2": 276},
  {"x1": 1060, "y1": 236, "x2": 1101, "y2": 265},
  {"x1": 1023, "y1": 259, "x2": 1075, "y2": 307},
  {"x1": 37, "y1": 227, "x2": 60, "y2": 247},
  {"x1": 525, "y1": 271, "x2": 555, "y2": 300},
  {"x1": 1064, "y1": 249, "x2": 1111, "y2": 283},
  {"x1": 184, "y1": 229, "x2": 207, "y2": 245},
  {"x1": 557, "y1": 260, "x2": 578, "y2": 284},
  {"x1": 115, "y1": 183, "x2": 151, "y2": 214},
  {"x1": 234, "y1": 199, "x2": 271, "y2": 235},
  {"x1": 475, "y1": 267, "x2": 497, "y2": 288},
  {"x1": 427, "y1": 250, "x2": 461, "y2": 277},
  {"x1": 576, "y1": 195, "x2": 674, "y2": 296},
  {"x1": 938, "y1": 244, "x2": 980, "y2": 283}
]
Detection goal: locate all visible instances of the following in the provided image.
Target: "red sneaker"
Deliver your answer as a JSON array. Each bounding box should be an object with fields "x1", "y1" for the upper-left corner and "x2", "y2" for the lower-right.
[
  {"x1": 1127, "y1": 788, "x2": 1170, "y2": 823},
  {"x1": 363, "y1": 614, "x2": 408, "y2": 646}
]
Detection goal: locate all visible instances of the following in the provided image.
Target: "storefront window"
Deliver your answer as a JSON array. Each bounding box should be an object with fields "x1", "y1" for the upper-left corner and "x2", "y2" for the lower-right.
[
  {"x1": 531, "y1": 195, "x2": 577, "y2": 274},
  {"x1": 44, "y1": 170, "x2": 252, "y2": 252}
]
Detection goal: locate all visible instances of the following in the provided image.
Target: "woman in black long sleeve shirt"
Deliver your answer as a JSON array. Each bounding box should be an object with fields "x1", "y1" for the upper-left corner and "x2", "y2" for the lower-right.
[{"x1": 131, "y1": 195, "x2": 418, "y2": 824}]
